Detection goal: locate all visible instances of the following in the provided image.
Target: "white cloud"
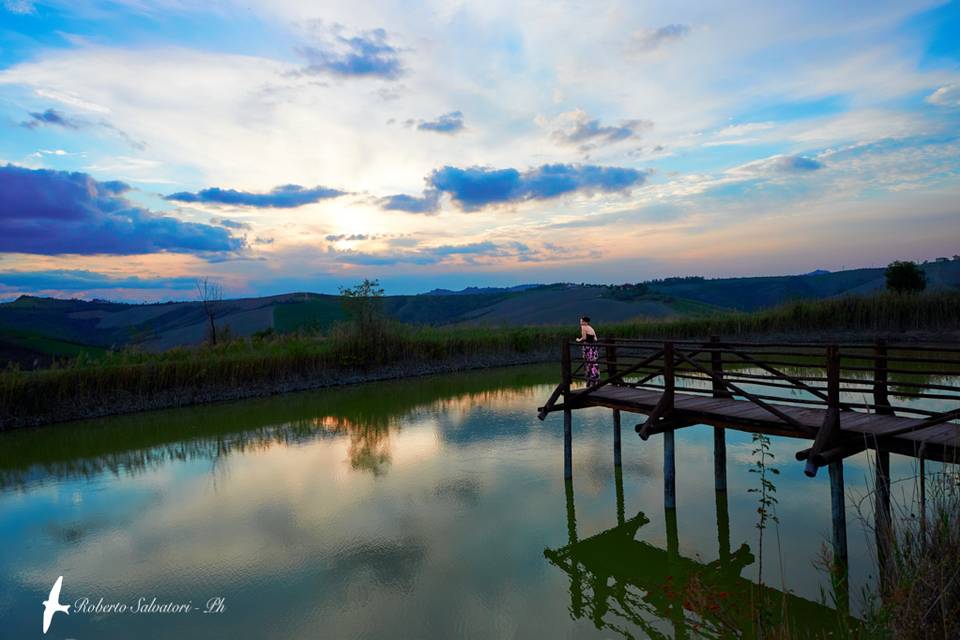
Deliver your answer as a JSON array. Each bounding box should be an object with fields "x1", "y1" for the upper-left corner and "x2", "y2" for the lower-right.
[{"x1": 927, "y1": 84, "x2": 960, "y2": 107}]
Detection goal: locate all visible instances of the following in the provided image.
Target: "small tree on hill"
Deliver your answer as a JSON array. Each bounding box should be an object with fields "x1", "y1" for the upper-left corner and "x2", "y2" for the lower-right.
[
  {"x1": 196, "y1": 277, "x2": 223, "y2": 345},
  {"x1": 338, "y1": 278, "x2": 385, "y2": 335},
  {"x1": 885, "y1": 261, "x2": 926, "y2": 294}
]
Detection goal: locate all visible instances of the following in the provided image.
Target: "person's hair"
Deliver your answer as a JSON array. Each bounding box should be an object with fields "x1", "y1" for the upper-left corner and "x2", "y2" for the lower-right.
[{"x1": 580, "y1": 316, "x2": 591, "y2": 323}]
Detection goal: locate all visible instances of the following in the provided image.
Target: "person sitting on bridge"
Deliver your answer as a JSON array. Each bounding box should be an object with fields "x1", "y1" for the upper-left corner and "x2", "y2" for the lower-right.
[{"x1": 576, "y1": 316, "x2": 600, "y2": 386}]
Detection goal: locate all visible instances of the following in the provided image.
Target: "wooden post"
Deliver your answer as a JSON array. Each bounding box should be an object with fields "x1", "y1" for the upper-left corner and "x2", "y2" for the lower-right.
[
  {"x1": 876, "y1": 449, "x2": 892, "y2": 593},
  {"x1": 564, "y1": 476, "x2": 583, "y2": 618},
  {"x1": 609, "y1": 343, "x2": 622, "y2": 468},
  {"x1": 829, "y1": 460, "x2": 850, "y2": 613},
  {"x1": 874, "y1": 339, "x2": 893, "y2": 415},
  {"x1": 715, "y1": 488, "x2": 731, "y2": 568},
  {"x1": 664, "y1": 429, "x2": 676, "y2": 510},
  {"x1": 663, "y1": 341, "x2": 675, "y2": 410},
  {"x1": 711, "y1": 336, "x2": 728, "y2": 492},
  {"x1": 562, "y1": 339, "x2": 573, "y2": 481},
  {"x1": 806, "y1": 345, "x2": 841, "y2": 477},
  {"x1": 663, "y1": 341, "x2": 677, "y2": 510},
  {"x1": 665, "y1": 506, "x2": 685, "y2": 640},
  {"x1": 614, "y1": 462, "x2": 625, "y2": 527},
  {"x1": 613, "y1": 410, "x2": 622, "y2": 468}
]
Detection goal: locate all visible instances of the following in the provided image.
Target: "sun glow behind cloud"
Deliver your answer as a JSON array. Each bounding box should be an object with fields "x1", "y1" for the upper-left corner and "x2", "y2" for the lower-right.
[{"x1": 0, "y1": 0, "x2": 958, "y2": 300}]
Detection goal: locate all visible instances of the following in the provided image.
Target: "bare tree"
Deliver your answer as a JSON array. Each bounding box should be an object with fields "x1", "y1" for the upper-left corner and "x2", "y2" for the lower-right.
[{"x1": 195, "y1": 277, "x2": 223, "y2": 345}]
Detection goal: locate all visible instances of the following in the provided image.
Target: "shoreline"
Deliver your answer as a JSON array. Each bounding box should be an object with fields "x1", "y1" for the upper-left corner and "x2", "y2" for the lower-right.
[
  {"x1": 3, "y1": 328, "x2": 958, "y2": 430},
  {"x1": 1, "y1": 349, "x2": 555, "y2": 430}
]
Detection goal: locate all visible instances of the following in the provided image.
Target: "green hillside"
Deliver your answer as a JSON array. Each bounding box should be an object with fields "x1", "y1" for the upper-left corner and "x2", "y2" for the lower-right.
[{"x1": 1, "y1": 259, "x2": 958, "y2": 367}]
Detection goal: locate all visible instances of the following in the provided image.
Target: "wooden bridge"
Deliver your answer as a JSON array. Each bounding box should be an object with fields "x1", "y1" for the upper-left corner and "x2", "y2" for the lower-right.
[{"x1": 538, "y1": 337, "x2": 960, "y2": 583}]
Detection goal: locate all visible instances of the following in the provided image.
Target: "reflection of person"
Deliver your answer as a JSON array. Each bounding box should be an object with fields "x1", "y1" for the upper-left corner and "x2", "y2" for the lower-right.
[{"x1": 576, "y1": 316, "x2": 600, "y2": 385}]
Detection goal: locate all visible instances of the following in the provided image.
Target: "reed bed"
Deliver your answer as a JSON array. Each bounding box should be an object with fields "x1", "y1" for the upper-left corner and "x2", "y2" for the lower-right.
[{"x1": 2, "y1": 290, "x2": 958, "y2": 425}]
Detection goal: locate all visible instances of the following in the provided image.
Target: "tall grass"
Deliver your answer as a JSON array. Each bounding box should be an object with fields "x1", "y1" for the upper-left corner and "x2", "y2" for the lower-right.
[
  {"x1": 860, "y1": 471, "x2": 960, "y2": 639},
  {"x1": 2, "y1": 290, "x2": 958, "y2": 425}
]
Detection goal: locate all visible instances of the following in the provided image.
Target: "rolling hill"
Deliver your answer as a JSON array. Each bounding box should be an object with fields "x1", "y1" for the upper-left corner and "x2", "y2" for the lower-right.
[{"x1": 2, "y1": 259, "x2": 958, "y2": 367}]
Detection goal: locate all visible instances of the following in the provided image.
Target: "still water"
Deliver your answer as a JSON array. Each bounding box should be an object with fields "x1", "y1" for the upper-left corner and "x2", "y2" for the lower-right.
[{"x1": 0, "y1": 364, "x2": 940, "y2": 638}]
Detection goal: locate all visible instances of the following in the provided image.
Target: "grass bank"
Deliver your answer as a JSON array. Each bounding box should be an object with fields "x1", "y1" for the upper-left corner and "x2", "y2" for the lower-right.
[{"x1": 2, "y1": 290, "x2": 959, "y2": 428}]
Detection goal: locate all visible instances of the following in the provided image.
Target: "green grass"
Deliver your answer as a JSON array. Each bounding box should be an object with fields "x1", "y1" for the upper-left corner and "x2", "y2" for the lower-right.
[
  {"x1": 2, "y1": 290, "x2": 958, "y2": 424},
  {"x1": 273, "y1": 299, "x2": 346, "y2": 333},
  {"x1": 0, "y1": 327, "x2": 108, "y2": 358}
]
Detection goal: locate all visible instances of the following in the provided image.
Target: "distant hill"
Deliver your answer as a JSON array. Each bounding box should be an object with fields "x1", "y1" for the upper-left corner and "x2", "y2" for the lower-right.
[{"x1": 2, "y1": 260, "x2": 958, "y2": 366}]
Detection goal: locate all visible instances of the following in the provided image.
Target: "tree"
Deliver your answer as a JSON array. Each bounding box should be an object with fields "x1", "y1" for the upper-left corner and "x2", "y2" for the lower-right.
[
  {"x1": 195, "y1": 277, "x2": 223, "y2": 345},
  {"x1": 338, "y1": 278, "x2": 385, "y2": 335},
  {"x1": 885, "y1": 261, "x2": 926, "y2": 294}
]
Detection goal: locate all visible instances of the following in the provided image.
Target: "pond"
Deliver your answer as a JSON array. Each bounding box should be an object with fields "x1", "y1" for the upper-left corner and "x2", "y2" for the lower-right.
[{"x1": 0, "y1": 364, "x2": 944, "y2": 638}]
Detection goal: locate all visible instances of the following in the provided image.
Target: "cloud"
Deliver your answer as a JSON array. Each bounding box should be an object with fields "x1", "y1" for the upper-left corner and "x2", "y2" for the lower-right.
[
  {"x1": 550, "y1": 110, "x2": 652, "y2": 150},
  {"x1": 730, "y1": 154, "x2": 825, "y2": 175},
  {"x1": 295, "y1": 26, "x2": 403, "y2": 80},
  {"x1": 427, "y1": 163, "x2": 647, "y2": 211},
  {"x1": 714, "y1": 122, "x2": 776, "y2": 138},
  {"x1": 2, "y1": 0, "x2": 33, "y2": 14},
  {"x1": 20, "y1": 108, "x2": 78, "y2": 130},
  {"x1": 927, "y1": 84, "x2": 959, "y2": 107},
  {"x1": 631, "y1": 24, "x2": 690, "y2": 52},
  {"x1": 165, "y1": 184, "x2": 346, "y2": 208},
  {"x1": 417, "y1": 111, "x2": 465, "y2": 134},
  {"x1": 0, "y1": 164, "x2": 243, "y2": 255},
  {"x1": 18, "y1": 107, "x2": 145, "y2": 149},
  {"x1": 210, "y1": 216, "x2": 251, "y2": 230},
  {"x1": 325, "y1": 233, "x2": 369, "y2": 241},
  {"x1": 329, "y1": 240, "x2": 547, "y2": 266},
  {"x1": 0, "y1": 269, "x2": 196, "y2": 291},
  {"x1": 378, "y1": 190, "x2": 440, "y2": 214}
]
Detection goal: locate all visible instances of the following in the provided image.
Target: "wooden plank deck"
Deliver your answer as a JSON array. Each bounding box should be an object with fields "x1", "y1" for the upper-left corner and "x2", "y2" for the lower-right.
[{"x1": 571, "y1": 385, "x2": 960, "y2": 463}]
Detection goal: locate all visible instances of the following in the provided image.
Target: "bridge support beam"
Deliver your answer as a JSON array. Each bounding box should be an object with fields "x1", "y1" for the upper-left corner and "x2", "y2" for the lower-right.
[
  {"x1": 613, "y1": 409, "x2": 622, "y2": 468},
  {"x1": 716, "y1": 488, "x2": 731, "y2": 567},
  {"x1": 563, "y1": 409, "x2": 573, "y2": 481},
  {"x1": 875, "y1": 450, "x2": 892, "y2": 594},
  {"x1": 714, "y1": 427, "x2": 727, "y2": 492},
  {"x1": 664, "y1": 429, "x2": 676, "y2": 510},
  {"x1": 829, "y1": 460, "x2": 850, "y2": 613}
]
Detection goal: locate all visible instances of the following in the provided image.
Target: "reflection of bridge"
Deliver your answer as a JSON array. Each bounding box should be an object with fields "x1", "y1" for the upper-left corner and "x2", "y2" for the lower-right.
[
  {"x1": 539, "y1": 338, "x2": 960, "y2": 611},
  {"x1": 544, "y1": 471, "x2": 847, "y2": 639}
]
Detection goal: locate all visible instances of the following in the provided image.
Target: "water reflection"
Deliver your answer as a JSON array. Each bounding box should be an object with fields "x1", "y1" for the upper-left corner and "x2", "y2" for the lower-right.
[
  {"x1": 546, "y1": 469, "x2": 850, "y2": 638},
  {"x1": 0, "y1": 363, "x2": 947, "y2": 639},
  {"x1": 0, "y1": 365, "x2": 557, "y2": 490}
]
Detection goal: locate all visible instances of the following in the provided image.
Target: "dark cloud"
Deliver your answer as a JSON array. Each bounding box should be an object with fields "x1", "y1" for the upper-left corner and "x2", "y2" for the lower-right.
[
  {"x1": 165, "y1": 184, "x2": 345, "y2": 208},
  {"x1": 378, "y1": 190, "x2": 440, "y2": 214},
  {"x1": 19, "y1": 107, "x2": 146, "y2": 150},
  {"x1": 295, "y1": 27, "x2": 402, "y2": 80},
  {"x1": 552, "y1": 116, "x2": 652, "y2": 151},
  {"x1": 20, "y1": 108, "x2": 78, "y2": 130},
  {"x1": 417, "y1": 111, "x2": 465, "y2": 134},
  {"x1": 0, "y1": 164, "x2": 242, "y2": 255},
  {"x1": 632, "y1": 24, "x2": 691, "y2": 52},
  {"x1": 0, "y1": 269, "x2": 196, "y2": 291},
  {"x1": 427, "y1": 163, "x2": 646, "y2": 211}
]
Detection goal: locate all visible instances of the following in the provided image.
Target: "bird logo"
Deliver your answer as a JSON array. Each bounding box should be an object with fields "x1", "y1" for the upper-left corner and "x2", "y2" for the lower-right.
[{"x1": 42, "y1": 576, "x2": 70, "y2": 634}]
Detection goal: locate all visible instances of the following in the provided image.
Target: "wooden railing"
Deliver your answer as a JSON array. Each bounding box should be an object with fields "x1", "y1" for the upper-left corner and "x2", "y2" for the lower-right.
[{"x1": 539, "y1": 337, "x2": 960, "y2": 472}]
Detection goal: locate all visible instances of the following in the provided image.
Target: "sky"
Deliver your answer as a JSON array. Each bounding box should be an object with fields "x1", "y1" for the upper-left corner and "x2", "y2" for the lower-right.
[{"x1": 0, "y1": 0, "x2": 958, "y2": 301}]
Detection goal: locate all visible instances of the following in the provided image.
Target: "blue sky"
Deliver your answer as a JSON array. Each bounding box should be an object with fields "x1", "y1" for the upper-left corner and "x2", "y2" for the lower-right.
[{"x1": 0, "y1": 0, "x2": 958, "y2": 300}]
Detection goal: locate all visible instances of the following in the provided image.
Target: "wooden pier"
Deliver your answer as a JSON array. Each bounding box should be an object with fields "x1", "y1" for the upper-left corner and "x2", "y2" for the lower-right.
[{"x1": 538, "y1": 337, "x2": 960, "y2": 586}]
